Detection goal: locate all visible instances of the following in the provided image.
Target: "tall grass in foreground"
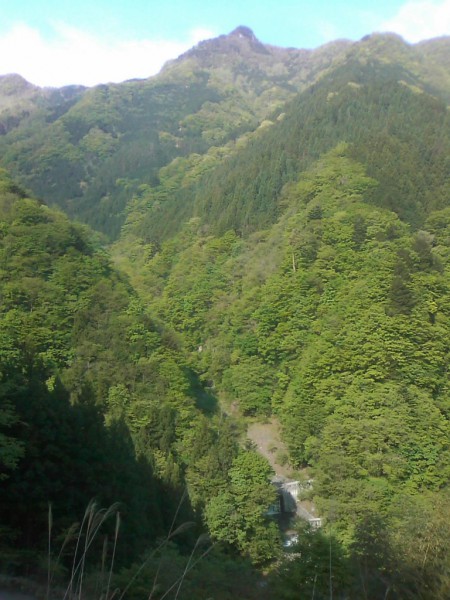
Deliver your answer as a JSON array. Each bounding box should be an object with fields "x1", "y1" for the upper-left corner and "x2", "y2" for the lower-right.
[
  {"x1": 46, "y1": 500, "x2": 120, "y2": 600},
  {"x1": 46, "y1": 496, "x2": 214, "y2": 600}
]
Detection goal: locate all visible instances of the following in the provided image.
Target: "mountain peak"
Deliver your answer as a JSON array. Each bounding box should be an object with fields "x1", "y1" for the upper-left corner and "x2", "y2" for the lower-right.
[
  {"x1": 229, "y1": 26, "x2": 258, "y2": 41},
  {"x1": 166, "y1": 25, "x2": 270, "y2": 69}
]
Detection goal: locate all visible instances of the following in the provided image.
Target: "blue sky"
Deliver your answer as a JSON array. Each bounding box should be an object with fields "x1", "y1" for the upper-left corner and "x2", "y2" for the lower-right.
[{"x1": 0, "y1": 0, "x2": 449, "y2": 86}]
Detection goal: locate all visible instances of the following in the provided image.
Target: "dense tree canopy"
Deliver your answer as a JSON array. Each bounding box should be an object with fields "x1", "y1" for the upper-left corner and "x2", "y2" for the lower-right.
[{"x1": 114, "y1": 142, "x2": 450, "y2": 596}]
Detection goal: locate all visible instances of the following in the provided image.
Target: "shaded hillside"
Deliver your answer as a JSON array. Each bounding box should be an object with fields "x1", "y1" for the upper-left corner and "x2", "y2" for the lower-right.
[
  {"x1": 0, "y1": 169, "x2": 224, "y2": 568},
  {"x1": 0, "y1": 170, "x2": 178, "y2": 559}
]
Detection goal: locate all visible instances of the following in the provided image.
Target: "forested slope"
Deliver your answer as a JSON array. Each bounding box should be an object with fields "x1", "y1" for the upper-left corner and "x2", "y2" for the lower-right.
[
  {"x1": 0, "y1": 28, "x2": 350, "y2": 238},
  {"x1": 0, "y1": 31, "x2": 448, "y2": 239},
  {"x1": 115, "y1": 142, "x2": 450, "y2": 596},
  {"x1": 0, "y1": 169, "x2": 183, "y2": 556},
  {"x1": 123, "y1": 58, "x2": 449, "y2": 243},
  {"x1": 0, "y1": 169, "x2": 283, "y2": 598}
]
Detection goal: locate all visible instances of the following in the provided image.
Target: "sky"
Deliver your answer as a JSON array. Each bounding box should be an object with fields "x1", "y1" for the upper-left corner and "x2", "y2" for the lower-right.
[{"x1": 0, "y1": 0, "x2": 449, "y2": 87}]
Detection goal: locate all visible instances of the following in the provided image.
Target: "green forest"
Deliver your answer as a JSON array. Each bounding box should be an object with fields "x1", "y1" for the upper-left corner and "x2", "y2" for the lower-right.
[{"x1": 0, "y1": 28, "x2": 449, "y2": 599}]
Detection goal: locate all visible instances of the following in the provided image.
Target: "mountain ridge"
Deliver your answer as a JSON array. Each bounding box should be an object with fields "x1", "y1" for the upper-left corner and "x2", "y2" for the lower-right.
[
  {"x1": 0, "y1": 28, "x2": 448, "y2": 237},
  {"x1": 2, "y1": 27, "x2": 449, "y2": 90}
]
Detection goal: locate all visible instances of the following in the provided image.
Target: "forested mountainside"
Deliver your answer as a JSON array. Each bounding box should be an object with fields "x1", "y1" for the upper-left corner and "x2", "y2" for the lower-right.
[
  {"x1": 0, "y1": 170, "x2": 272, "y2": 597},
  {"x1": 1, "y1": 27, "x2": 450, "y2": 600},
  {"x1": 0, "y1": 28, "x2": 449, "y2": 238},
  {"x1": 124, "y1": 59, "x2": 449, "y2": 242}
]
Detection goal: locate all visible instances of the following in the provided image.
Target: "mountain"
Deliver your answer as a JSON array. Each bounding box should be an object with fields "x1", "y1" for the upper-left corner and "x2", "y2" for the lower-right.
[
  {"x1": 0, "y1": 28, "x2": 352, "y2": 237},
  {"x1": 1, "y1": 27, "x2": 450, "y2": 598},
  {"x1": 0, "y1": 74, "x2": 85, "y2": 133},
  {"x1": 110, "y1": 28, "x2": 450, "y2": 598},
  {"x1": 1, "y1": 29, "x2": 448, "y2": 238},
  {"x1": 121, "y1": 51, "x2": 450, "y2": 243}
]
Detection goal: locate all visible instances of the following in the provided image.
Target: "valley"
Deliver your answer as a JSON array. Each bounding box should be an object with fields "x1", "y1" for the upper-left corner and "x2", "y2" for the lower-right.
[{"x1": 0, "y1": 26, "x2": 449, "y2": 600}]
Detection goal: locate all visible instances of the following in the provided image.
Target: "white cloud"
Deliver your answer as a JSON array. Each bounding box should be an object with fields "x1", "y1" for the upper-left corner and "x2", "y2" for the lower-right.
[
  {"x1": 316, "y1": 20, "x2": 340, "y2": 43},
  {"x1": 0, "y1": 23, "x2": 216, "y2": 87},
  {"x1": 379, "y1": 0, "x2": 450, "y2": 42}
]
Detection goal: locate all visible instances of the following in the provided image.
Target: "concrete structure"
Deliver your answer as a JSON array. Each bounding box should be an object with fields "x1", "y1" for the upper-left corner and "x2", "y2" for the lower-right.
[{"x1": 269, "y1": 478, "x2": 323, "y2": 528}]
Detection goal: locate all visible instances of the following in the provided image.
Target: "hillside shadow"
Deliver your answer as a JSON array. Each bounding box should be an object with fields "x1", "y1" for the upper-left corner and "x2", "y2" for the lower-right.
[{"x1": 184, "y1": 367, "x2": 218, "y2": 415}]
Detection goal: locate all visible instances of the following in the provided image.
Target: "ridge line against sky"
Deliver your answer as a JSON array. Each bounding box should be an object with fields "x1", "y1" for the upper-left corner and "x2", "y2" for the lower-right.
[{"x1": 0, "y1": 0, "x2": 449, "y2": 88}]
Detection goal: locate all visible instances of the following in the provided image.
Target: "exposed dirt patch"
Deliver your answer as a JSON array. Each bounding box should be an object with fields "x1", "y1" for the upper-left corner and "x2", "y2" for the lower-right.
[
  {"x1": 246, "y1": 418, "x2": 293, "y2": 478},
  {"x1": 246, "y1": 418, "x2": 320, "y2": 524}
]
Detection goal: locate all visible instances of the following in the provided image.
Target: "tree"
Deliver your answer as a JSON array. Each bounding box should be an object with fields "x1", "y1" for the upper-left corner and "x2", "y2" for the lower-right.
[
  {"x1": 204, "y1": 451, "x2": 280, "y2": 564},
  {"x1": 223, "y1": 356, "x2": 275, "y2": 415},
  {"x1": 270, "y1": 524, "x2": 350, "y2": 600},
  {"x1": 0, "y1": 400, "x2": 24, "y2": 479}
]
